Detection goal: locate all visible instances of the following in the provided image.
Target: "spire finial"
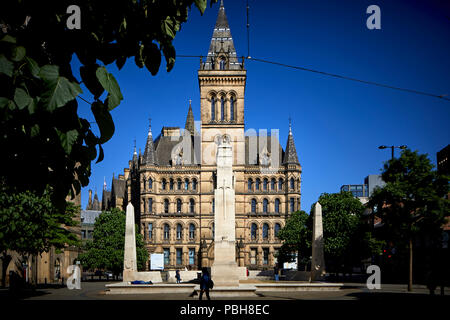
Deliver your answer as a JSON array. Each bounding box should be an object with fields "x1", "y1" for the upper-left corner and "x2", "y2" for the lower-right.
[
  {"x1": 148, "y1": 117, "x2": 152, "y2": 136},
  {"x1": 289, "y1": 117, "x2": 292, "y2": 134},
  {"x1": 220, "y1": 0, "x2": 224, "y2": 8},
  {"x1": 133, "y1": 138, "x2": 137, "y2": 155},
  {"x1": 189, "y1": 99, "x2": 192, "y2": 107}
]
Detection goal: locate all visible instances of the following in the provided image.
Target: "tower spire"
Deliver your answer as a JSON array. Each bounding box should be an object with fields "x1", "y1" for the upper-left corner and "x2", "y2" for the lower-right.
[
  {"x1": 204, "y1": 0, "x2": 240, "y2": 70},
  {"x1": 185, "y1": 99, "x2": 195, "y2": 135},
  {"x1": 143, "y1": 117, "x2": 156, "y2": 165},
  {"x1": 283, "y1": 119, "x2": 299, "y2": 164}
]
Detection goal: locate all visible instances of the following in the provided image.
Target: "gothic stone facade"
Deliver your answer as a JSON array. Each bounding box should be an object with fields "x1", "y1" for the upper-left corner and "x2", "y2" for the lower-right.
[{"x1": 118, "y1": 4, "x2": 301, "y2": 271}]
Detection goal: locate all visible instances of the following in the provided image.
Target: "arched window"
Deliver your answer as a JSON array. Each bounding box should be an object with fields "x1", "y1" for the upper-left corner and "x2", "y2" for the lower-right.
[
  {"x1": 192, "y1": 179, "x2": 197, "y2": 191},
  {"x1": 275, "y1": 198, "x2": 280, "y2": 213},
  {"x1": 251, "y1": 199, "x2": 257, "y2": 213},
  {"x1": 143, "y1": 179, "x2": 146, "y2": 190},
  {"x1": 230, "y1": 96, "x2": 235, "y2": 121},
  {"x1": 212, "y1": 223, "x2": 215, "y2": 239},
  {"x1": 212, "y1": 198, "x2": 215, "y2": 213},
  {"x1": 278, "y1": 178, "x2": 284, "y2": 191},
  {"x1": 251, "y1": 223, "x2": 258, "y2": 240},
  {"x1": 148, "y1": 198, "x2": 153, "y2": 213},
  {"x1": 263, "y1": 199, "x2": 268, "y2": 213},
  {"x1": 263, "y1": 178, "x2": 268, "y2": 191},
  {"x1": 290, "y1": 197, "x2": 295, "y2": 212},
  {"x1": 189, "y1": 199, "x2": 195, "y2": 213},
  {"x1": 148, "y1": 178, "x2": 153, "y2": 189},
  {"x1": 148, "y1": 223, "x2": 153, "y2": 239},
  {"x1": 263, "y1": 223, "x2": 269, "y2": 239},
  {"x1": 248, "y1": 178, "x2": 253, "y2": 191},
  {"x1": 189, "y1": 224, "x2": 196, "y2": 239},
  {"x1": 176, "y1": 224, "x2": 182, "y2": 240},
  {"x1": 162, "y1": 179, "x2": 167, "y2": 190},
  {"x1": 271, "y1": 178, "x2": 276, "y2": 191},
  {"x1": 219, "y1": 57, "x2": 226, "y2": 70},
  {"x1": 169, "y1": 179, "x2": 174, "y2": 190},
  {"x1": 211, "y1": 97, "x2": 215, "y2": 121},
  {"x1": 255, "y1": 178, "x2": 260, "y2": 190},
  {"x1": 164, "y1": 199, "x2": 169, "y2": 213},
  {"x1": 176, "y1": 199, "x2": 182, "y2": 213},
  {"x1": 177, "y1": 178, "x2": 182, "y2": 190},
  {"x1": 290, "y1": 178, "x2": 295, "y2": 190},
  {"x1": 184, "y1": 179, "x2": 189, "y2": 190},
  {"x1": 220, "y1": 97, "x2": 225, "y2": 121},
  {"x1": 274, "y1": 223, "x2": 281, "y2": 238},
  {"x1": 164, "y1": 224, "x2": 170, "y2": 240}
]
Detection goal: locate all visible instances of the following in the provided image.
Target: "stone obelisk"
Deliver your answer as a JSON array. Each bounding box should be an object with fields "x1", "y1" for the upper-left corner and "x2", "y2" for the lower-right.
[
  {"x1": 310, "y1": 202, "x2": 326, "y2": 281},
  {"x1": 123, "y1": 203, "x2": 137, "y2": 282},
  {"x1": 211, "y1": 136, "x2": 240, "y2": 287}
]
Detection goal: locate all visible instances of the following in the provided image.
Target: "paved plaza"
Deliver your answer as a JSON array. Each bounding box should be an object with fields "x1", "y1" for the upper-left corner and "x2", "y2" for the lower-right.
[{"x1": 1, "y1": 281, "x2": 449, "y2": 300}]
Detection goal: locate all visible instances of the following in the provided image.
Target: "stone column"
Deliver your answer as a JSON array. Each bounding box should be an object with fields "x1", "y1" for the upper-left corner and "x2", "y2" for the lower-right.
[
  {"x1": 123, "y1": 203, "x2": 137, "y2": 281},
  {"x1": 310, "y1": 202, "x2": 326, "y2": 281},
  {"x1": 211, "y1": 135, "x2": 240, "y2": 287},
  {"x1": 201, "y1": 239, "x2": 209, "y2": 268}
]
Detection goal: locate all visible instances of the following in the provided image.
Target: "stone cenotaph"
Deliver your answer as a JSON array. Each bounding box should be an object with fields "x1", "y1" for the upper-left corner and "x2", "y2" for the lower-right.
[
  {"x1": 211, "y1": 135, "x2": 240, "y2": 287},
  {"x1": 310, "y1": 202, "x2": 326, "y2": 281}
]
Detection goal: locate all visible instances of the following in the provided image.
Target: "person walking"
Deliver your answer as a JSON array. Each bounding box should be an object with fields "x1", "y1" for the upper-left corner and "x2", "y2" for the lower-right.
[
  {"x1": 199, "y1": 267, "x2": 211, "y2": 300},
  {"x1": 175, "y1": 270, "x2": 181, "y2": 284}
]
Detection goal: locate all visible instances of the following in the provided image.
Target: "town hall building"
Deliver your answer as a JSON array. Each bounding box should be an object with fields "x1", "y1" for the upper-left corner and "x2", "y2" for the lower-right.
[{"x1": 107, "y1": 2, "x2": 302, "y2": 271}]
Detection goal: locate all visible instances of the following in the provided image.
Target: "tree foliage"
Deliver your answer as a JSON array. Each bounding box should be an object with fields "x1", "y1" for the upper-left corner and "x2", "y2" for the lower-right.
[
  {"x1": 369, "y1": 149, "x2": 449, "y2": 288},
  {"x1": 78, "y1": 208, "x2": 148, "y2": 275},
  {"x1": 277, "y1": 210, "x2": 311, "y2": 267},
  {"x1": 316, "y1": 192, "x2": 364, "y2": 260},
  {"x1": 0, "y1": 0, "x2": 217, "y2": 209},
  {"x1": 0, "y1": 183, "x2": 80, "y2": 256},
  {"x1": 370, "y1": 149, "x2": 449, "y2": 246}
]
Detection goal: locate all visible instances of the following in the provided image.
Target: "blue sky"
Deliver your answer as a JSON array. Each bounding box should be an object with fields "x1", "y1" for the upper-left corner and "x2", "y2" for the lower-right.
[{"x1": 75, "y1": 0, "x2": 450, "y2": 212}]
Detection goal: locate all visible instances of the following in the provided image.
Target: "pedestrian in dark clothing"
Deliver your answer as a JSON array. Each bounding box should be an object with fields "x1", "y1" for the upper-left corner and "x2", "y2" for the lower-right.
[
  {"x1": 274, "y1": 264, "x2": 279, "y2": 281},
  {"x1": 199, "y1": 267, "x2": 211, "y2": 300},
  {"x1": 175, "y1": 270, "x2": 181, "y2": 284}
]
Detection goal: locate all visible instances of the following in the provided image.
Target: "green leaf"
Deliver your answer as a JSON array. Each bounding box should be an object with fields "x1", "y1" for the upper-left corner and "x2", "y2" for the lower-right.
[
  {"x1": 135, "y1": 44, "x2": 145, "y2": 68},
  {"x1": 14, "y1": 88, "x2": 32, "y2": 110},
  {"x1": 39, "y1": 65, "x2": 59, "y2": 81},
  {"x1": 95, "y1": 67, "x2": 123, "y2": 110},
  {"x1": 116, "y1": 56, "x2": 126, "y2": 70},
  {"x1": 0, "y1": 54, "x2": 14, "y2": 77},
  {"x1": 91, "y1": 101, "x2": 115, "y2": 143},
  {"x1": 30, "y1": 124, "x2": 40, "y2": 137},
  {"x1": 25, "y1": 57, "x2": 40, "y2": 78},
  {"x1": 56, "y1": 129, "x2": 79, "y2": 154},
  {"x1": 144, "y1": 43, "x2": 161, "y2": 76},
  {"x1": 11, "y1": 46, "x2": 26, "y2": 62},
  {"x1": 162, "y1": 43, "x2": 176, "y2": 72},
  {"x1": 0, "y1": 97, "x2": 10, "y2": 109},
  {"x1": 40, "y1": 65, "x2": 82, "y2": 111},
  {"x1": 28, "y1": 98, "x2": 38, "y2": 114},
  {"x1": 96, "y1": 144, "x2": 104, "y2": 163},
  {"x1": 162, "y1": 17, "x2": 175, "y2": 39},
  {"x1": 194, "y1": 0, "x2": 207, "y2": 14},
  {"x1": 0, "y1": 35, "x2": 17, "y2": 44},
  {"x1": 80, "y1": 64, "x2": 104, "y2": 99}
]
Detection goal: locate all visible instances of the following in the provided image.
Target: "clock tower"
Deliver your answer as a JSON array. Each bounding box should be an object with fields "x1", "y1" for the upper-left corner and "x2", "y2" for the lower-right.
[{"x1": 198, "y1": 1, "x2": 246, "y2": 166}]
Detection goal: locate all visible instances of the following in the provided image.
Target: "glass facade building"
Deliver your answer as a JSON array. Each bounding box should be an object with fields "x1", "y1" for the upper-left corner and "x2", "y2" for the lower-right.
[{"x1": 340, "y1": 184, "x2": 369, "y2": 198}]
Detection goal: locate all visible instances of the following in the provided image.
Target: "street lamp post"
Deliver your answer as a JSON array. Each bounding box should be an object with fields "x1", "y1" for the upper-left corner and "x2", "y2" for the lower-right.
[{"x1": 378, "y1": 145, "x2": 407, "y2": 159}]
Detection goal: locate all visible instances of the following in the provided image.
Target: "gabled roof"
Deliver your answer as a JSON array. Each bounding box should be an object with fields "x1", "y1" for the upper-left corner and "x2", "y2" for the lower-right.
[{"x1": 112, "y1": 178, "x2": 126, "y2": 199}]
